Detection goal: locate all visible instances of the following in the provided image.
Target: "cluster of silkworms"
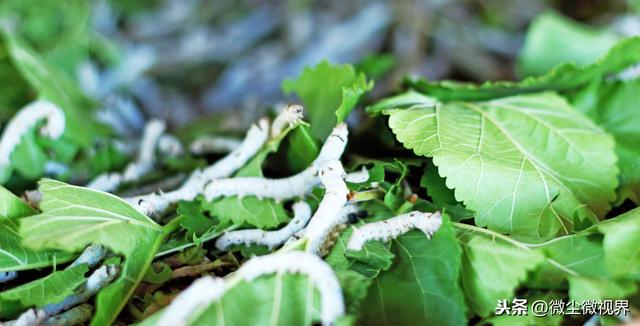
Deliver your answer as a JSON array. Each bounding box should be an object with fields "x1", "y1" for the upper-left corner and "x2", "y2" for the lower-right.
[{"x1": 203, "y1": 123, "x2": 348, "y2": 201}]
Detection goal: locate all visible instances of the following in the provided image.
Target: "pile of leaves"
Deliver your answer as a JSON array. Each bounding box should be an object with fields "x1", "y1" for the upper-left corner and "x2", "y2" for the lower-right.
[{"x1": 1, "y1": 1, "x2": 640, "y2": 326}]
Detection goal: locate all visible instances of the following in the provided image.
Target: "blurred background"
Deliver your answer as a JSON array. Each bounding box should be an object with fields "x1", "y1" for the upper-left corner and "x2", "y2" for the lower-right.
[
  {"x1": 0, "y1": 0, "x2": 638, "y2": 196},
  {"x1": 2, "y1": 0, "x2": 638, "y2": 131}
]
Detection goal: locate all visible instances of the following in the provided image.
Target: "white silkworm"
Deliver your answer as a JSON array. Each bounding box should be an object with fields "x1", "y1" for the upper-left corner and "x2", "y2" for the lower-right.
[
  {"x1": 157, "y1": 276, "x2": 227, "y2": 326},
  {"x1": 86, "y1": 119, "x2": 165, "y2": 192},
  {"x1": 85, "y1": 173, "x2": 123, "y2": 192},
  {"x1": 0, "y1": 271, "x2": 17, "y2": 283},
  {"x1": 44, "y1": 161, "x2": 68, "y2": 176},
  {"x1": 127, "y1": 119, "x2": 269, "y2": 214},
  {"x1": 301, "y1": 160, "x2": 349, "y2": 255},
  {"x1": 270, "y1": 104, "x2": 304, "y2": 138},
  {"x1": 122, "y1": 119, "x2": 166, "y2": 181},
  {"x1": 68, "y1": 245, "x2": 107, "y2": 268},
  {"x1": 345, "y1": 166, "x2": 369, "y2": 183},
  {"x1": 347, "y1": 211, "x2": 442, "y2": 251},
  {"x1": 190, "y1": 135, "x2": 242, "y2": 155},
  {"x1": 0, "y1": 100, "x2": 65, "y2": 170},
  {"x1": 291, "y1": 204, "x2": 357, "y2": 240},
  {"x1": 215, "y1": 201, "x2": 312, "y2": 250},
  {"x1": 157, "y1": 251, "x2": 344, "y2": 326},
  {"x1": 158, "y1": 134, "x2": 184, "y2": 156},
  {"x1": 204, "y1": 123, "x2": 348, "y2": 201},
  {"x1": 9, "y1": 265, "x2": 119, "y2": 326},
  {"x1": 237, "y1": 251, "x2": 345, "y2": 326},
  {"x1": 615, "y1": 64, "x2": 640, "y2": 81}
]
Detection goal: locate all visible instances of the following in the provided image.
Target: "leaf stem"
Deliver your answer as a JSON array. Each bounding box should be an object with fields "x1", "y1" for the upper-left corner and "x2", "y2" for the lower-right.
[{"x1": 451, "y1": 222, "x2": 579, "y2": 276}]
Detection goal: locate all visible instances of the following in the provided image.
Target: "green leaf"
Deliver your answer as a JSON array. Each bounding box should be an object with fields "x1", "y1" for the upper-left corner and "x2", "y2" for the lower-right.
[
  {"x1": 10, "y1": 128, "x2": 47, "y2": 180},
  {"x1": 403, "y1": 37, "x2": 640, "y2": 102},
  {"x1": 191, "y1": 274, "x2": 321, "y2": 326},
  {"x1": 0, "y1": 185, "x2": 73, "y2": 272},
  {"x1": 283, "y1": 61, "x2": 372, "y2": 139},
  {"x1": 597, "y1": 207, "x2": 640, "y2": 279},
  {"x1": 526, "y1": 233, "x2": 607, "y2": 288},
  {"x1": 518, "y1": 11, "x2": 619, "y2": 77},
  {"x1": 385, "y1": 92, "x2": 617, "y2": 238},
  {"x1": 572, "y1": 79, "x2": 640, "y2": 203},
  {"x1": 177, "y1": 200, "x2": 215, "y2": 239},
  {"x1": 568, "y1": 277, "x2": 638, "y2": 301},
  {"x1": 0, "y1": 264, "x2": 88, "y2": 319},
  {"x1": 360, "y1": 216, "x2": 467, "y2": 326},
  {"x1": 19, "y1": 179, "x2": 164, "y2": 326},
  {"x1": 143, "y1": 262, "x2": 172, "y2": 285},
  {"x1": 235, "y1": 119, "x2": 302, "y2": 178},
  {"x1": 0, "y1": 184, "x2": 35, "y2": 218},
  {"x1": 202, "y1": 196, "x2": 289, "y2": 230},
  {"x1": 420, "y1": 161, "x2": 457, "y2": 206},
  {"x1": 458, "y1": 235, "x2": 544, "y2": 317},
  {"x1": 327, "y1": 226, "x2": 395, "y2": 278},
  {"x1": 284, "y1": 125, "x2": 320, "y2": 173}
]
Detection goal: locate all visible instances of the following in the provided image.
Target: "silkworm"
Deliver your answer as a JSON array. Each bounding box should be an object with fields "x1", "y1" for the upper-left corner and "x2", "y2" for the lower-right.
[
  {"x1": 157, "y1": 134, "x2": 184, "y2": 157},
  {"x1": 10, "y1": 265, "x2": 119, "y2": 325},
  {"x1": 215, "y1": 201, "x2": 312, "y2": 250},
  {"x1": 0, "y1": 100, "x2": 65, "y2": 171},
  {"x1": 122, "y1": 119, "x2": 166, "y2": 181},
  {"x1": 0, "y1": 271, "x2": 17, "y2": 283},
  {"x1": 347, "y1": 211, "x2": 442, "y2": 251},
  {"x1": 270, "y1": 104, "x2": 304, "y2": 138},
  {"x1": 302, "y1": 160, "x2": 350, "y2": 255},
  {"x1": 127, "y1": 119, "x2": 269, "y2": 213},
  {"x1": 86, "y1": 120, "x2": 165, "y2": 192},
  {"x1": 204, "y1": 123, "x2": 348, "y2": 201},
  {"x1": 237, "y1": 251, "x2": 345, "y2": 326},
  {"x1": 345, "y1": 166, "x2": 369, "y2": 183},
  {"x1": 614, "y1": 64, "x2": 640, "y2": 81},
  {"x1": 68, "y1": 245, "x2": 107, "y2": 268},
  {"x1": 156, "y1": 276, "x2": 227, "y2": 326},
  {"x1": 85, "y1": 173, "x2": 123, "y2": 193},
  {"x1": 190, "y1": 135, "x2": 242, "y2": 155}
]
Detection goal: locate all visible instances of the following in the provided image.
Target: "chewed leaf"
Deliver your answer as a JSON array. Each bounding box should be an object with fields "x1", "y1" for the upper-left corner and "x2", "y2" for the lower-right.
[
  {"x1": 18, "y1": 179, "x2": 164, "y2": 326},
  {"x1": 386, "y1": 92, "x2": 617, "y2": 238},
  {"x1": 360, "y1": 216, "x2": 467, "y2": 325},
  {"x1": 0, "y1": 185, "x2": 73, "y2": 272}
]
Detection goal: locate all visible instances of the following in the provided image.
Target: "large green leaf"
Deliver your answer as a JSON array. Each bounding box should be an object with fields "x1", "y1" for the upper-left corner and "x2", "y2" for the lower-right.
[
  {"x1": 191, "y1": 274, "x2": 321, "y2": 326},
  {"x1": 360, "y1": 216, "x2": 467, "y2": 326},
  {"x1": 458, "y1": 235, "x2": 544, "y2": 317},
  {"x1": 518, "y1": 12, "x2": 619, "y2": 77},
  {"x1": 454, "y1": 222, "x2": 635, "y2": 317},
  {"x1": 0, "y1": 264, "x2": 88, "y2": 319},
  {"x1": 573, "y1": 79, "x2": 640, "y2": 203},
  {"x1": 401, "y1": 37, "x2": 640, "y2": 102},
  {"x1": 384, "y1": 92, "x2": 617, "y2": 238},
  {"x1": 597, "y1": 207, "x2": 640, "y2": 279},
  {"x1": 0, "y1": 185, "x2": 73, "y2": 271},
  {"x1": 283, "y1": 61, "x2": 372, "y2": 139},
  {"x1": 19, "y1": 179, "x2": 164, "y2": 326}
]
